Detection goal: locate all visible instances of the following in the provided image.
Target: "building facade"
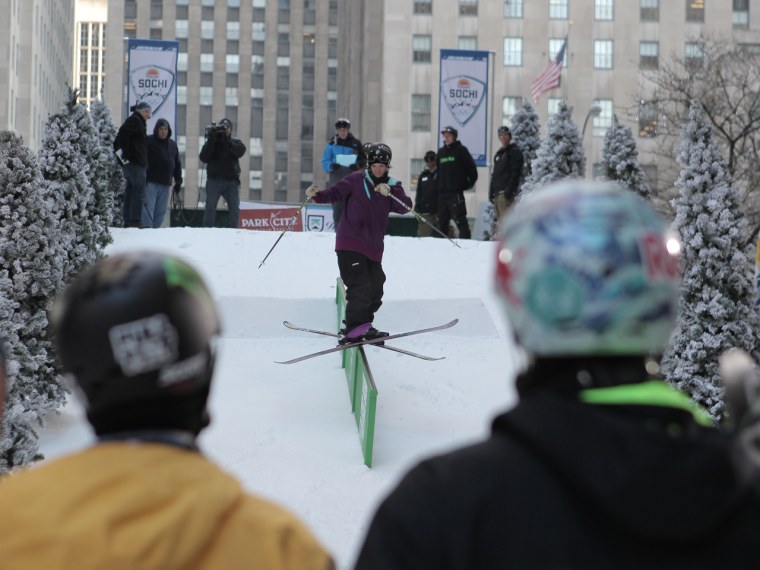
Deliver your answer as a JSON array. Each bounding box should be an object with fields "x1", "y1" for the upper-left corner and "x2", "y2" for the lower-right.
[
  {"x1": 74, "y1": 0, "x2": 108, "y2": 110},
  {"x1": 339, "y1": 0, "x2": 760, "y2": 212},
  {"x1": 0, "y1": 0, "x2": 74, "y2": 150},
  {"x1": 104, "y1": 0, "x2": 341, "y2": 210}
]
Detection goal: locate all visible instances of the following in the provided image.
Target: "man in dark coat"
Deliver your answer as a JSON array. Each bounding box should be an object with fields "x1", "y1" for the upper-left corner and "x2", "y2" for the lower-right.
[
  {"x1": 435, "y1": 126, "x2": 477, "y2": 239},
  {"x1": 143, "y1": 118, "x2": 182, "y2": 228},
  {"x1": 114, "y1": 101, "x2": 151, "y2": 228},
  {"x1": 488, "y1": 125, "x2": 524, "y2": 224},
  {"x1": 413, "y1": 150, "x2": 438, "y2": 237},
  {"x1": 199, "y1": 118, "x2": 246, "y2": 228},
  {"x1": 354, "y1": 180, "x2": 760, "y2": 570}
]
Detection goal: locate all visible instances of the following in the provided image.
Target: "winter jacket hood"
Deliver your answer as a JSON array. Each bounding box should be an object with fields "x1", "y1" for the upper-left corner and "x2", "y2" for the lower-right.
[
  {"x1": 0, "y1": 443, "x2": 333, "y2": 570},
  {"x1": 147, "y1": 121, "x2": 182, "y2": 186},
  {"x1": 153, "y1": 118, "x2": 172, "y2": 138}
]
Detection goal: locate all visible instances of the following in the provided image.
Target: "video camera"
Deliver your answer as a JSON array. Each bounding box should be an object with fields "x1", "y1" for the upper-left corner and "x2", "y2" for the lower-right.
[{"x1": 205, "y1": 122, "x2": 228, "y2": 142}]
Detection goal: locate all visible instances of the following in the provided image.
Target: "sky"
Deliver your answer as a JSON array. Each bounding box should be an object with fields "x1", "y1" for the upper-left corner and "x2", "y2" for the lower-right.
[{"x1": 37, "y1": 225, "x2": 522, "y2": 570}]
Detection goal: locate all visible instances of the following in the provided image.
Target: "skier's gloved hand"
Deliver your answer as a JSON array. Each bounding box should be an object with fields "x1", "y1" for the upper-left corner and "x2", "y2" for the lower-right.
[
  {"x1": 330, "y1": 163, "x2": 340, "y2": 171},
  {"x1": 374, "y1": 183, "x2": 391, "y2": 196},
  {"x1": 306, "y1": 184, "x2": 319, "y2": 199}
]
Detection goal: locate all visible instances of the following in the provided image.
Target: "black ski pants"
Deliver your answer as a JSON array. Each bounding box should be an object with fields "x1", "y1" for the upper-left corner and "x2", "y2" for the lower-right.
[
  {"x1": 337, "y1": 250, "x2": 386, "y2": 330},
  {"x1": 435, "y1": 192, "x2": 471, "y2": 239}
]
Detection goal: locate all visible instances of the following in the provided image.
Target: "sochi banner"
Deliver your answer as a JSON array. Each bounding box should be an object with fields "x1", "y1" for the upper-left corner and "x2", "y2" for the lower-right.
[
  {"x1": 438, "y1": 49, "x2": 489, "y2": 166},
  {"x1": 126, "y1": 39, "x2": 178, "y2": 133}
]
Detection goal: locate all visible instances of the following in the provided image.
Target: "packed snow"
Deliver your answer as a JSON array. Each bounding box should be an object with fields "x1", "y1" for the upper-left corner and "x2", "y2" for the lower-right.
[{"x1": 38, "y1": 226, "x2": 521, "y2": 569}]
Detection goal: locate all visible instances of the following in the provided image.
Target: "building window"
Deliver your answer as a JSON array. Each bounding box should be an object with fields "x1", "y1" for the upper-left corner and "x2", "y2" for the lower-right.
[
  {"x1": 412, "y1": 35, "x2": 432, "y2": 63},
  {"x1": 684, "y1": 41, "x2": 703, "y2": 66},
  {"x1": 459, "y1": 0, "x2": 477, "y2": 16},
  {"x1": 252, "y1": 22, "x2": 265, "y2": 41},
  {"x1": 640, "y1": 0, "x2": 659, "y2": 21},
  {"x1": 638, "y1": 100, "x2": 658, "y2": 138},
  {"x1": 592, "y1": 99, "x2": 613, "y2": 137},
  {"x1": 200, "y1": 54, "x2": 213, "y2": 73},
  {"x1": 502, "y1": 96, "x2": 521, "y2": 124},
  {"x1": 411, "y1": 94, "x2": 431, "y2": 131},
  {"x1": 594, "y1": 40, "x2": 613, "y2": 69},
  {"x1": 177, "y1": 53, "x2": 188, "y2": 72},
  {"x1": 503, "y1": 37, "x2": 523, "y2": 66},
  {"x1": 458, "y1": 36, "x2": 477, "y2": 50},
  {"x1": 549, "y1": 38, "x2": 568, "y2": 68},
  {"x1": 739, "y1": 43, "x2": 760, "y2": 55},
  {"x1": 175, "y1": 20, "x2": 188, "y2": 39},
  {"x1": 504, "y1": 0, "x2": 523, "y2": 18},
  {"x1": 201, "y1": 21, "x2": 214, "y2": 40},
  {"x1": 199, "y1": 86, "x2": 213, "y2": 106},
  {"x1": 410, "y1": 159, "x2": 425, "y2": 188},
  {"x1": 595, "y1": 0, "x2": 613, "y2": 20},
  {"x1": 177, "y1": 86, "x2": 187, "y2": 105},
  {"x1": 414, "y1": 0, "x2": 432, "y2": 14},
  {"x1": 549, "y1": 0, "x2": 568, "y2": 19},
  {"x1": 227, "y1": 22, "x2": 239, "y2": 40},
  {"x1": 686, "y1": 0, "x2": 705, "y2": 22},
  {"x1": 548, "y1": 97, "x2": 563, "y2": 118},
  {"x1": 80, "y1": 23, "x2": 89, "y2": 46},
  {"x1": 639, "y1": 41, "x2": 659, "y2": 69},
  {"x1": 278, "y1": 33, "x2": 290, "y2": 56},
  {"x1": 734, "y1": 0, "x2": 749, "y2": 27},
  {"x1": 226, "y1": 54, "x2": 239, "y2": 73}
]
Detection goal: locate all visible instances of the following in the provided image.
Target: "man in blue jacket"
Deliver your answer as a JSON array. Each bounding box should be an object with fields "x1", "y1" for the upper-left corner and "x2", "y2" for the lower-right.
[{"x1": 320, "y1": 118, "x2": 365, "y2": 228}]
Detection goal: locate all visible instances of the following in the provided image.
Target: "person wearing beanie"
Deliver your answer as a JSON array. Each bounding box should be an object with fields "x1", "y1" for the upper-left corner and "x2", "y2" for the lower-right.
[
  {"x1": 435, "y1": 125, "x2": 477, "y2": 239},
  {"x1": 199, "y1": 118, "x2": 246, "y2": 228},
  {"x1": 320, "y1": 117, "x2": 366, "y2": 228},
  {"x1": 488, "y1": 125, "x2": 524, "y2": 228},
  {"x1": 306, "y1": 143, "x2": 411, "y2": 344},
  {"x1": 0, "y1": 252, "x2": 335, "y2": 570},
  {"x1": 114, "y1": 101, "x2": 152, "y2": 228},
  {"x1": 413, "y1": 150, "x2": 439, "y2": 237},
  {"x1": 143, "y1": 118, "x2": 183, "y2": 228}
]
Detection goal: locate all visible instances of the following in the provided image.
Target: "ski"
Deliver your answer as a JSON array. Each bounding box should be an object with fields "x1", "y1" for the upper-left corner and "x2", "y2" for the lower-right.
[
  {"x1": 282, "y1": 321, "x2": 445, "y2": 362},
  {"x1": 276, "y1": 319, "x2": 458, "y2": 365}
]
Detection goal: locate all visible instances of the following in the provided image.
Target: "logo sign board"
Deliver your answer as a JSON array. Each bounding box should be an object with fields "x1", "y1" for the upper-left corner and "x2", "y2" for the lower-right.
[{"x1": 127, "y1": 39, "x2": 178, "y2": 133}]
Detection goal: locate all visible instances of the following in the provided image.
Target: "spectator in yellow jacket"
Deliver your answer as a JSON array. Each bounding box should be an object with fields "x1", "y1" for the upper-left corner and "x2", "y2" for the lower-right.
[{"x1": 0, "y1": 251, "x2": 334, "y2": 570}]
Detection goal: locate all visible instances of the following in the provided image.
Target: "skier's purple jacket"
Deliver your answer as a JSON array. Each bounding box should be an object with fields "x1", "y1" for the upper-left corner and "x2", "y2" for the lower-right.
[{"x1": 312, "y1": 170, "x2": 412, "y2": 262}]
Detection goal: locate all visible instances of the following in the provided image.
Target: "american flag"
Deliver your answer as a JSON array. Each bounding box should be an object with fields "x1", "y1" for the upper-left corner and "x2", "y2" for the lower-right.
[{"x1": 531, "y1": 38, "x2": 567, "y2": 105}]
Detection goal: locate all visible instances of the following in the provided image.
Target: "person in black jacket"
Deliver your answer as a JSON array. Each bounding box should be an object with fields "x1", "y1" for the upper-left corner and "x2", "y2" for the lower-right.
[
  {"x1": 435, "y1": 126, "x2": 477, "y2": 239},
  {"x1": 488, "y1": 126, "x2": 523, "y2": 225},
  {"x1": 199, "y1": 118, "x2": 246, "y2": 228},
  {"x1": 114, "y1": 101, "x2": 151, "y2": 228},
  {"x1": 413, "y1": 150, "x2": 438, "y2": 237},
  {"x1": 143, "y1": 119, "x2": 182, "y2": 228},
  {"x1": 355, "y1": 180, "x2": 760, "y2": 570}
]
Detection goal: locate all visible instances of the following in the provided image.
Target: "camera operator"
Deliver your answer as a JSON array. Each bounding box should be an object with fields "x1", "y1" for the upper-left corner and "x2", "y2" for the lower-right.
[{"x1": 199, "y1": 118, "x2": 246, "y2": 228}]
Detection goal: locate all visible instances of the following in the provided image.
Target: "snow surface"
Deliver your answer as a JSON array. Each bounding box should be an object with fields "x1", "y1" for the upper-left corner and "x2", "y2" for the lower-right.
[{"x1": 37, "y1": 227, "x2": 521, "y2": 569}]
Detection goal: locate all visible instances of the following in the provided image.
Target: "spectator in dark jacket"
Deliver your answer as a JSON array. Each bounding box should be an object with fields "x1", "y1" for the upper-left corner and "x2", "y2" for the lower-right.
[
  {"x1": 489, "y1": 126, "x2": 524, "y2": 224},
  {"x1": 307, "y1": 143, "x2": 411, "y2": 344},
  {"x1": 320, "y1": 118, "x2": 365, "y2": 229},
  {"x1": 435, "y1": 126, "x2": 477, "y2": 239},
  {"x1": 354, "y1": 180, "x2": 760, "y2": 570},
  {"x1": 114, "y1": 101, "x2": 151, "y2": 228},
  {"x1": 143, "y1": 118, "x2": 182, "y2": 228},
  {"x1": 413, "y1": 150, "x2": 438, "y2": 237},
  {"x1": 199, "y1": 118, "x2": 246, "y2": 228}
]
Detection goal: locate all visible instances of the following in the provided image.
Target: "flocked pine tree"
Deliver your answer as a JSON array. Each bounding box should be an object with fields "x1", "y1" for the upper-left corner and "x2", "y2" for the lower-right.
[
  {"x1": 39, "y1": 88, "x2": 103, "y2": 281},
  {"x1": 509, "y1": 101, "x2": 541, "y2": 188},
  {"x1": 90, "y1": 99, "x2": 119, "y2": 237},
  {"x1": 599, "y1": 115, "x2": 651, "y2": 200},
  {"x1": 661, "y1": 100, "x2": 759, "y2": 421},
  {"x1": 521, "y1": 101, "x2": 585, "y2": 196},
  {"x1": 0, "y1": 132, "x2": 69, "y2": 471}
]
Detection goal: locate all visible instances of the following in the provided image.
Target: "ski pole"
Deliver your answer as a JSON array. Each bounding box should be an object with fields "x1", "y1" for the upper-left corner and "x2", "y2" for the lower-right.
[
  {"x1": 386, "y1": 193, "x2": 462, "y2": 248},
  {"x1": 258, "y1": 195, "x2": 311, "y2": 268}
]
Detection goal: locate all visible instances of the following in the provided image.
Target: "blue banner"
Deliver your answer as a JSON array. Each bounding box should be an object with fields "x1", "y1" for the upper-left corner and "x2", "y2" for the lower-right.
[
  {"x1": 438, "y1": 49, "x2": 489, "y2": 166},
  {"x1": 126, "y1": 39, "x2": 179, "y2": 134}
]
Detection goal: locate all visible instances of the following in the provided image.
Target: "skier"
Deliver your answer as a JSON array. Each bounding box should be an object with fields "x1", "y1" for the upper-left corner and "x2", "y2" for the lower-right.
[
  {"x1": 306, "y1": 143, "x2": 412, "y2": 344},
  {"x1": 354, "y1": 180, "x2": 760, "y2": 569},
  {"x1": 0, "y1": 252, "x2": 334, "y2": 570}
]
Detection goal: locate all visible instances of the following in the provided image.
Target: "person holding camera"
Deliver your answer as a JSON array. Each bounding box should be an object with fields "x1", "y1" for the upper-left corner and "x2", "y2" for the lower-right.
[
  {"x1": 320, "y1": 118, "x2": 365, "y2": 228},
  {"x1": 199, "y1": 118, "x2": 246, "y2": 228},
  {"x1": 114, "y1": 101, "x2": 151, "y2": 228},
  {"x1": 142, "y1": 118, "x2": 182, "y2": 228}
]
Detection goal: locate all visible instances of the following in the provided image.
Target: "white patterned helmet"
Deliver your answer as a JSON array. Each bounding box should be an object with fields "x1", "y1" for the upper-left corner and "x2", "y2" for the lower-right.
[{"x1": 494, "y1": 180, "x2": 681, "y2": 356}]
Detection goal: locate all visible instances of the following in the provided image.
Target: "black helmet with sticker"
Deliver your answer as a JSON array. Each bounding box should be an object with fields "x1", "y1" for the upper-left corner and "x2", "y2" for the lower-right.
[
  {"x1": 366, "y1": 143, "x2": 392, "y2": 167},
  {"x1": 52, "y1": 251, "x2": 221, "y2": 435}
]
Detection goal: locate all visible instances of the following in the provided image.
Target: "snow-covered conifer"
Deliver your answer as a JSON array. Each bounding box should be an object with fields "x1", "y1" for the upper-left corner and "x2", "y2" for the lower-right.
[
  {"x1": 90, "y1": 98, "x2": 123, "y2": 231},
  {"x1": 661, "y1": 101, "x2": 759, "y2": 421},
  {"x1": 521, "y1": 101, "x2": 585, "y2": 196},
  {"x1": 39, "y1": 88, "x2": 103, "y2": 280},
  {"x1": 0, "y1": 131, "x2": 69, "y2": 471},
  {"x1": 509, "y1": 101, "x2": 541, "y2": 186},
  {"x1": 599, "y1": 115, "x2": 650, "y2": 199}
]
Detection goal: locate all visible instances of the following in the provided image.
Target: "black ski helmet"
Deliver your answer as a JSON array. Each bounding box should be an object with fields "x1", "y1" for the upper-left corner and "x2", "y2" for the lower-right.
[
  {"x1": 52, "y1": 251, "x2": 221, "y2": 435},
  {"x1": 366, "y1": 143, "x2": 392, "y2": 167}
]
